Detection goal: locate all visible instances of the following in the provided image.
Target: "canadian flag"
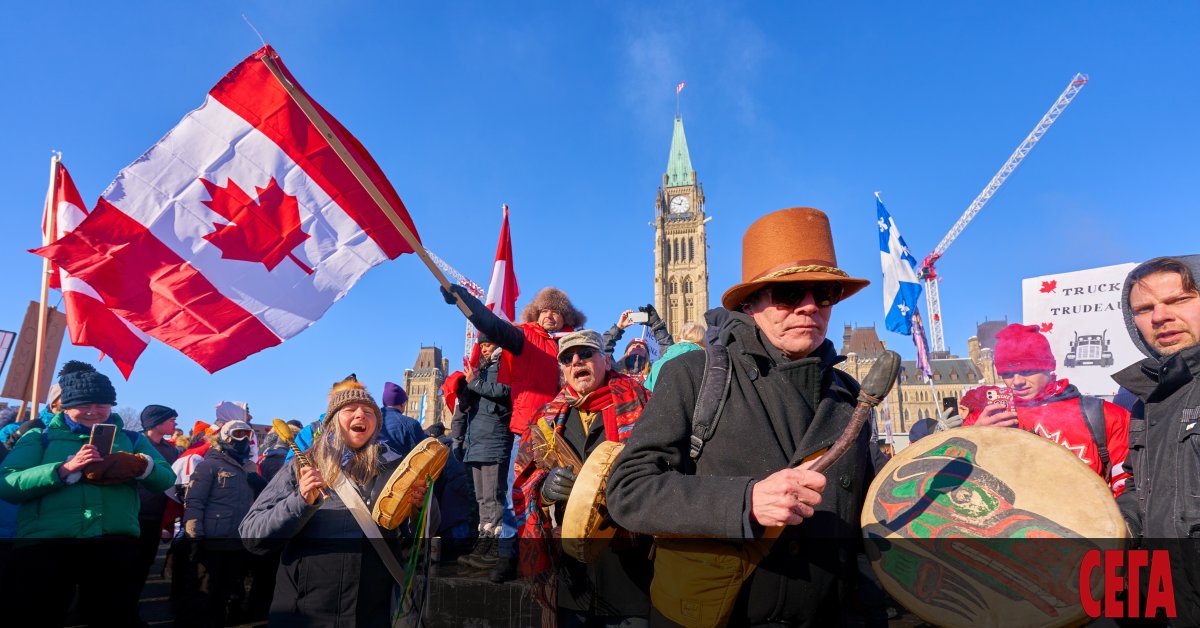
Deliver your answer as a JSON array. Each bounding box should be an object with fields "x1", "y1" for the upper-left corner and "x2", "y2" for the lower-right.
[
  {"x1": 34, "y1": 46, "x2": 420, "y2": 373},
  {"x1": 484, "y1": 204, "x2": 519, "y2": 321},
  {"x1": 45, "y1": 162, "x2": 150, "y2": 379}
]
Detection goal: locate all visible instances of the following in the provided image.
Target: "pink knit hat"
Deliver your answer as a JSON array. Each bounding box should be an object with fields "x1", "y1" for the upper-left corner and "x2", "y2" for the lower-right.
[{"x1": 994, "y1": 324, "x2": 1056, "y2": 374}]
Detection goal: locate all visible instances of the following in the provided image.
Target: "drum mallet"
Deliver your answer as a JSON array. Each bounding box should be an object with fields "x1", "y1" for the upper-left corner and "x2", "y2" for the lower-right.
[
  {"x1": 809, "y1": 350, "x2": 901, "y2": 474},
  {"x1": 272, "y1": 418, "x2": 330, "y2": 499}
]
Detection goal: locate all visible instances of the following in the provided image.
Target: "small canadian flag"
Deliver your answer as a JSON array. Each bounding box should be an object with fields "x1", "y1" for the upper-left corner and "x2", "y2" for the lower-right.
[
  {"x1": 34, "y1": 46, "x2": 421, "y2": 373},
  {"x1": 44, "y1": 161, "x2": 150, "y2": 379}
]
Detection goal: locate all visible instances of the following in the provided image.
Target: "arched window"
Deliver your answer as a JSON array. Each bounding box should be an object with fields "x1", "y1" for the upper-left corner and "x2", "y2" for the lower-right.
[
  {"x1": 670, "y1": 279, "x2": 677, "y2": 295},
  {"x1": 684, "y1": 277, "x2": 692, "y2": 294},
  {"x1": 689, "y1": 238, "x2": 695, "y2": 261},
  {"x1": 673, "y1": 239, "x2": 679, "y2": 262}
]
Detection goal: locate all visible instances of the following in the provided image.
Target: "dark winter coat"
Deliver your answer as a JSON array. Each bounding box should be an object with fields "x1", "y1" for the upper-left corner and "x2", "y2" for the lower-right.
[
  {"x1": 1111, "y1": 254, "x2": 1200, "y2": 624},
  {"x1": 184, "y1": 444, "x2": 261, "y2": 543},
  {"x1": 138, "y1": 436, "x2": 180, "y2": 523},
  {"x1": 239, "y1": 456, "x2": 405, "y2": 628},
  {"x1": 1114, "y1": 343, "x2": 1200, "y2": 538},
  {"x1": 461, "y1": 353, "x2": 513, "y2": 464},
  {"x1": 259, "y1": 449, "x2": 287, "y2": 482},
  {"x1": 1113, "y1": 254, "x2": 1200, "y2": 539},
  {"x1": 432, "y1": 434, "x2": 474, "y2": 537},
  {"x1": 607, "y1": 310, "x2": 874, "y2": 626}
]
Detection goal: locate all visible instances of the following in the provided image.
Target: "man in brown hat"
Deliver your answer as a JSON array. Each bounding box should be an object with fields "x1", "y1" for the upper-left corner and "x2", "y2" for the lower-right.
[{"x1": 608, "y1": 207, "x2": 876, "y2": 626}]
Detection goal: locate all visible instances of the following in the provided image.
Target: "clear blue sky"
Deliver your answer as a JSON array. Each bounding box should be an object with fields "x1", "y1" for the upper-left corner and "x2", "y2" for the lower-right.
[{"x1": 1, "y1": 3, "x2": 1195, "y2": 429}]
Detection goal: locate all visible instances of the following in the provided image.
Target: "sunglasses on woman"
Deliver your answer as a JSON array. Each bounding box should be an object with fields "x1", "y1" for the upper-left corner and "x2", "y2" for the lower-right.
[
  {"x1": 558, "y1": 347, "x2": 596, "y2": 365},
  {"x1": 768, "y1": 282, "x2": 845, "y2": 308}
]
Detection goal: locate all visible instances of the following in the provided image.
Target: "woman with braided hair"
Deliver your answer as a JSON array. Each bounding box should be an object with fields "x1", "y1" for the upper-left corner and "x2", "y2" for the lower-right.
[{"x1": 240, "y1": 375, "x2": 431, "y2": 627}]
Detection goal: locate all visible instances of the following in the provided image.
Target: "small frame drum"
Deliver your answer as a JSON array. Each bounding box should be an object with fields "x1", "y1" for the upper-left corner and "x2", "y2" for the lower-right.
[
  {"x1": 372, "y1": 437, "x2": 449, "y2": 530},
  {"x1": 562, "y1": 440, "x2": 625, "y2": 563}
]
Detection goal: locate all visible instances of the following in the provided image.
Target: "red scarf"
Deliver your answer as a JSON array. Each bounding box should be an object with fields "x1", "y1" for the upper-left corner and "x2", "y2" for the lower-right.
[{"x1": 512, "y1": 372, "x2": 649, "y2": 578}]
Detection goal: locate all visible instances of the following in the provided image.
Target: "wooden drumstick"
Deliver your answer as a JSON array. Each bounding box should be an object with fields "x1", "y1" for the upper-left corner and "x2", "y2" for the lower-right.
[
  {"x1": 809, "y1": 350, "x2": 901, "y2": 474},
  {"x1": 272, "y1": 419, "x2": 329, "y2": 499}
]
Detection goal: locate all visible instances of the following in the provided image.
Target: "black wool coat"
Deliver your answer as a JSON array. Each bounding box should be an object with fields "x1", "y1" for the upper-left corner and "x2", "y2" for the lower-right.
[{"x1": 607, "y1": 311, "x2": 874, "y2": 626}]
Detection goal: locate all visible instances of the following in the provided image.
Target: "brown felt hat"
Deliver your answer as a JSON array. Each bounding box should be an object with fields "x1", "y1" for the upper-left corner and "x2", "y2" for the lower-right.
[{"x1": 721, "y1": 207, "x2": 870, "y2": 310}]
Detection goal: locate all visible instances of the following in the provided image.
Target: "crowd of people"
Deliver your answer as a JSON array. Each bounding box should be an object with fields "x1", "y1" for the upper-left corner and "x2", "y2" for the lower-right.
[{"x1": 0, "y1": 206, "x2": 1196, "y2": 627}]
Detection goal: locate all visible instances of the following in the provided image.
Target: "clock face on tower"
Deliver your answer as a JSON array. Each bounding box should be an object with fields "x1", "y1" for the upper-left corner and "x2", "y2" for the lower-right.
[{"x1": 669, "y1": 195, "x2": 691, "y2": 213}]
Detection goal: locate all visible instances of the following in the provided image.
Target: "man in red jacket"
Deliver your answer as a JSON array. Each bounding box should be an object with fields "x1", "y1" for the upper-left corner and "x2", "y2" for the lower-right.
[
  {"x1": 969, "y1": 323, "x2": 1132, "y2": 495},
  {"x1": 442, "y1": 283, "x2": 586, "y2": 581}
]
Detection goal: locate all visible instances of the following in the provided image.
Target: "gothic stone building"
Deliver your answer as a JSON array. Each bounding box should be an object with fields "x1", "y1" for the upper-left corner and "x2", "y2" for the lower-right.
[
  {"x1": 836, "y1": 323, "x2": 1002, "y2": 445},
  {"x1": 403, "y1": 345, "x2": 453, "y2": 429},
  {"x1": 653, "y1": 117, "x2": 710, "y2": 338}
]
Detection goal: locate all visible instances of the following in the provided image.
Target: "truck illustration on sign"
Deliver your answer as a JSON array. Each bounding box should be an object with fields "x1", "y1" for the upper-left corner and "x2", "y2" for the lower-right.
[{"x1": 1063, "y1": 330, "x2": 1114, "y2": 368}]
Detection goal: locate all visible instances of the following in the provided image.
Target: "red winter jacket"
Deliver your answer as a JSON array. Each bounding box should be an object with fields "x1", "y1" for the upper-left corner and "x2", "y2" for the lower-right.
[
  {"x1": 502, "y1": 322, "x2": 568, "y2": 437},
  {"x1": 965, "y1": 381, "x2": 1131, "y2": 496}
]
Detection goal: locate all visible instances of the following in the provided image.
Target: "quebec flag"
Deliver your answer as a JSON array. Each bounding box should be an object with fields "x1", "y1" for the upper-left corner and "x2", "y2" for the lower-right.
[{"x1": 877, "y1": 194, "x2": 923, "y2": 335}]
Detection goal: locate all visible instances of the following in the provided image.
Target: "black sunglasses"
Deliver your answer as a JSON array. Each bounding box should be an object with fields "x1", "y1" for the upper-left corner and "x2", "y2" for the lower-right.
[
  {"x1": 559, "y1": 347, "x2": 596, "y2": 365},
  {"x1": 768, "y1": 282, "x2": 845, "y2": 308}
]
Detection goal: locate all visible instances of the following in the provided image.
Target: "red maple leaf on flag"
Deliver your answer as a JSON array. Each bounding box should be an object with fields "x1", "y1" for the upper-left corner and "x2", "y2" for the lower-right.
[
  {"x1": 1040, "y1": 280, "x2": 1057, "y2": 293},
  {"x1": 201, "y1": 177, "x2": 313, "y2": 274},
  {"x1": 1039, "y1": 322, "x2": 1054, "y2": 333}
]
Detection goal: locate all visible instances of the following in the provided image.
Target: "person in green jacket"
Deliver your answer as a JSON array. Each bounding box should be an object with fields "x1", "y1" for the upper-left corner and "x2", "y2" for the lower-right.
[
  {"x1": 644, "y1": 321, "x2": 706, "y2": 391},
  {"x1": 0, "y1": 360, "x2": 176, "y2": 627}
]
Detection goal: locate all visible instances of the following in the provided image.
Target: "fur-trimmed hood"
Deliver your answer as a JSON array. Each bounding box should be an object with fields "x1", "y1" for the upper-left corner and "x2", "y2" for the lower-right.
[{"x1": 519, "y1": 287, "x2": 586, "y2": 328}]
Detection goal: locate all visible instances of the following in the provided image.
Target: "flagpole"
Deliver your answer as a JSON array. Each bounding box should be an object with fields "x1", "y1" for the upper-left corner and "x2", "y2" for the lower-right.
[
  {"x1": 31, "y1": 153, "x2": 61, "y2": 419},
  {"x1": 258, "y1": 53, "x2": 472, "y2": 317}
]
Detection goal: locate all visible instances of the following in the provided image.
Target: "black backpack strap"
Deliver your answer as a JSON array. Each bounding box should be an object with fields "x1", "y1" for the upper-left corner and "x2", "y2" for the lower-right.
[
  {"x1": 1079, "y1": 396, "x2": 1110, "y2": 480},
  {"x1": 690, "y1": 343, "x2": 732, "y2": 460},
  {"x1": 7, "y1": 418, "x2": 44, "y2": 451}
]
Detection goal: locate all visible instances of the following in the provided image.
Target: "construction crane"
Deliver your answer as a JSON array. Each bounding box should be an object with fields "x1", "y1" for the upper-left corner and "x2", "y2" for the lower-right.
[
  {"x1": 917, "y1": 73, "x2": 1088, "y2": 352},
  {"x1": 425, "y1": 248, "x2": 486, "y2": 356}
]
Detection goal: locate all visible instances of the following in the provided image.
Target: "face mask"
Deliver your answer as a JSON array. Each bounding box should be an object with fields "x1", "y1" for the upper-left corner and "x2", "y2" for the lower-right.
[
  {"x1": 227, "y1": 437, "x2": 251, "y2": 461},
  {"x1": 623, "y1": 355, "x2": 647, "y2": 372}
]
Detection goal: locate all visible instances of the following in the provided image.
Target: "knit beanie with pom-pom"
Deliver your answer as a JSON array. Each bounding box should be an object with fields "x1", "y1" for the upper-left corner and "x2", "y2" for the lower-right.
[
  {"x1": 57, "y1": 361, "x2": 117, "y2": 409},
  {"x1": 326, "y1": 373, "x2": 381, "y2": 420}
]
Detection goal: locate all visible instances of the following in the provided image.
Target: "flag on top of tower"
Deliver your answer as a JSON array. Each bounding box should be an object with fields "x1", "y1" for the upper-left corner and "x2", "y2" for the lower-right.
[
  {"x1": 676, "y1": 81, "x2": 686, "y2": 94},
  {"x1": 32, "y1": 46, "x2": 422, "y2": 373},
  {"x1": 876, "y1": 193, "x2": 923, "y2": 335},
  {"x1": 44, "y1": 161, "x2": 151, "y2": 379}
]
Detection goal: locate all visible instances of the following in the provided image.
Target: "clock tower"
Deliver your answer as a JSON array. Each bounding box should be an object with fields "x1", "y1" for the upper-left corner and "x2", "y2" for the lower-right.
[{"x1": 653, "y1": 116, "x2": 709, "y2": 337}]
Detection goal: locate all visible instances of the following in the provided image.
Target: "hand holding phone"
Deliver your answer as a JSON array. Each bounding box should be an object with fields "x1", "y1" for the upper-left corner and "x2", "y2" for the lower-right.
[
  {"x1": 985, "y1": 388, "x2": 1015, "y2": 412},
  {"x1": 627, "y1": 311, "x2": 649, "y2": 324},
  {"x1": 89, "y1": 423, "x2": 118, "y2": 456}
]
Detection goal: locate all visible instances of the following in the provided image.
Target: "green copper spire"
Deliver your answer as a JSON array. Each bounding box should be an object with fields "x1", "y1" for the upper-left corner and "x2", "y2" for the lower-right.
[{"x1": 665, "y1": 116, "x2": 694, "y2": 187}]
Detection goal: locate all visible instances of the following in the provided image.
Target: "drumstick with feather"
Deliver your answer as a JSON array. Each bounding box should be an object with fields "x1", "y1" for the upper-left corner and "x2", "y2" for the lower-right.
[{"x1": 272, "y1": 419, "x2": 329, "y2": 499}]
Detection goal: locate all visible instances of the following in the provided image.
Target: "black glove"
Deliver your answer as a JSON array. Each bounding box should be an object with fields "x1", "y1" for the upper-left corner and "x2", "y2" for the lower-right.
[
  {"x1": 441, "y1": 284, "x2": 471, "y2": 305},
  {"x1": 540, "y1": 466, "x2": 577, "y2": 503},
  {"x1": 641, "y1": 303, "x2": 665, "y2": 326}
]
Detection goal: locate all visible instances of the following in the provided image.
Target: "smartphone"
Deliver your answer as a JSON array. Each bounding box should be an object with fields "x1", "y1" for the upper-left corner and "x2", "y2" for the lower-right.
[
  {"x1": 985, "y1": 387, "x2": 1015, "y2": 412},
  {"x1": 628, "y1": 311, "x2": 649, "y2": 324},
  {"x1": 89, "y1": 423, "x2": 117, "y2": 456}
]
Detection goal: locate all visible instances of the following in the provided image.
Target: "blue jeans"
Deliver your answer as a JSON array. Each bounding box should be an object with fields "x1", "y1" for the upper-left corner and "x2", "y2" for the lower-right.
[{"x1": 498, "y1": 434, "x2": 520, "y2": 558}]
